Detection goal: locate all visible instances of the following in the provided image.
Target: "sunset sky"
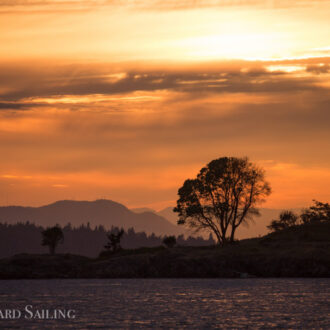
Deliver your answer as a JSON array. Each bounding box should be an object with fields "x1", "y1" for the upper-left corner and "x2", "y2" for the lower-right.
[{"x1": 0, "y1": 0, "x2": 329, "y2": 210}]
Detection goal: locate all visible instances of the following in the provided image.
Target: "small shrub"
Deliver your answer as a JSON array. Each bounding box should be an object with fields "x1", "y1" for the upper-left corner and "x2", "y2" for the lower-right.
[{"x1": 163, "y1": 236, "x2": 176, "y2": 248}]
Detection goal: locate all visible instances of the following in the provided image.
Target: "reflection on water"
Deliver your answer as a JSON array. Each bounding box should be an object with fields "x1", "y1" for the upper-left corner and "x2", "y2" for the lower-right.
[{"x1": 0, "y1": 278, "x2": 329, "y2": 328}]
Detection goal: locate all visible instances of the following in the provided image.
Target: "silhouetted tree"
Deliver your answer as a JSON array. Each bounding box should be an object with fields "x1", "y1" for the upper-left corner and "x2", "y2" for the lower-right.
[
  {"x1": 104, "y1": 228, "x2": 124, "y2": 252},
  {"x1": 301, "y1": 200, "x2": 330, "y2": 224},
  {"x1": 41, "y1": 225, "x2": 64, "y2": 255},
  {"x1": 267, "y1": 210, "x2": 299, "y2": 232},
  {"x1": 163, "y1": 235, "x2": 176, "y2": 248},
  {"x1": 174, "y1": 157, "x2": 271, "y2": 245}
]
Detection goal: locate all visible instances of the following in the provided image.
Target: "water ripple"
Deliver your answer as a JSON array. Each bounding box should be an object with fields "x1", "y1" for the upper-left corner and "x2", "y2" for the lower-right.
[{"x1": 0, "y1": 278, "x2": 329, "y2": 328}]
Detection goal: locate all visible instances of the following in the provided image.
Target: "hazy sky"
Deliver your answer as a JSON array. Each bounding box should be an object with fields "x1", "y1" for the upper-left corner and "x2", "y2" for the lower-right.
[{"x1": 0, "y1": 0, "x2": 329, "y2": 209}]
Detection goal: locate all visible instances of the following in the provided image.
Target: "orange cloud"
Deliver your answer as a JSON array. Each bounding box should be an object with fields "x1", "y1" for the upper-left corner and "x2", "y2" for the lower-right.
[{"x1": 0, "y1": 1, "x2": 329, "y2": 209}]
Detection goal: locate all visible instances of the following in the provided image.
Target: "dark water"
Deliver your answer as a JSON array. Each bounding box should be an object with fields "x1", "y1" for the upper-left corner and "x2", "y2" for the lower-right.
[{"x1": 0, "y1": 278, "x2": 329, "y2": 329}]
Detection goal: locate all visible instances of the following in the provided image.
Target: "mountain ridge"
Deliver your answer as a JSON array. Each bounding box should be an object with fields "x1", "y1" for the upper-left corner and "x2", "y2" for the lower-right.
[
  {"x1": 0, "y1": 199, "x2": 301, "y2": 239},
  {"x1": 0, "y1": 199, "x2": 184, "y2": 236}
]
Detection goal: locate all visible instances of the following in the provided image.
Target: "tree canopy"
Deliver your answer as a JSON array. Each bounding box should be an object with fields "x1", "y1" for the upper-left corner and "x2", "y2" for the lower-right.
[
  {"x1": 104, "y1": 228, "x2": 124, "y2": 252},
  {"x1": 267, "y1": 211, "x2": 299, "y2": 232},
  {"x1": 268, "y1": 200, "x2": 330, "y2": 232},
  {"x1": 174, "y1": 157, "x2": 271, "y2": 245},
  {"x1": 163, "y1": 235, "x2": 176, "y2": 248},
  {"x1": 41, "y1": 225, "x2": 64, "y2": 255},
  {"x1": 301, "y1": 200, "x2": 330, "y2": 224}
]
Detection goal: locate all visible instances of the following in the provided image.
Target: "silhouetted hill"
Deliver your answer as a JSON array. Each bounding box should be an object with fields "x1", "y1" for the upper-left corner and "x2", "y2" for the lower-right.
[
  {"x1": 157, "y1": 207, "x2": 177, "y2": 224},
  {"x1": 131, "y1": 207, "x2": 156, "y2": 214},
  {"x1": 235, "y1": 208, "x2": 286, "y2": 239},
  {"x1": 0, "y1": 222, "x2": 328, "y2": 279},
  {"x1": 0, "y1": 200, "x2": 184, "y2": 236}
]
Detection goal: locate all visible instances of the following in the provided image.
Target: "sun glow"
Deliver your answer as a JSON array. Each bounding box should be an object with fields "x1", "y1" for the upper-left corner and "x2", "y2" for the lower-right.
[{"x1": 176, "y1": 32, "x2": 288, "y2": 60}]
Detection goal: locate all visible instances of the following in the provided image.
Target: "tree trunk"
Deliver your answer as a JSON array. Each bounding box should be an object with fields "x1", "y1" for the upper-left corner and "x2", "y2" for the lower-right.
[
  {"x1": 212, "y1": 231, "x2": 222, "y2": 246},
  {"x1": 229, "y1": 225, "x2": 237, "y2": 243},
  {"x1": 49, "y1": 244, "x2": 55, "y2": 255}
]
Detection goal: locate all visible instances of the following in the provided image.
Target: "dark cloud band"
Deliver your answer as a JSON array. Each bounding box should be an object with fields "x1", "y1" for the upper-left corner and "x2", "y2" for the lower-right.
[{"x1": 0, "y1": 58, "x2": 329, "y2": 103}]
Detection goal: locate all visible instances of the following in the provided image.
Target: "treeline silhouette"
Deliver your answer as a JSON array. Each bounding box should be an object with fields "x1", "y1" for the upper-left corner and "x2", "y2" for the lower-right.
[
  {"x1": 268, "y1": 200, "x2": 330, "y2": 232},
  {"x1": 0, "y1": 222, "x2": 215, "y2": 258}
]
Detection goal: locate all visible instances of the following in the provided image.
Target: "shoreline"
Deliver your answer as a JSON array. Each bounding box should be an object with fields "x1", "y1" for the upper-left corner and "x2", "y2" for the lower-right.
[{"x1": 0, "y1": 222, "x2": 329, "y2": 279}]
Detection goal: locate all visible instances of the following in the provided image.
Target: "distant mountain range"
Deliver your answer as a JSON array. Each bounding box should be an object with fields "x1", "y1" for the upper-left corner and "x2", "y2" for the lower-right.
[
  {"x1": 0, "y1": 200, "x2": 184, "y2": 236},
  {"x1": 132, "y1": 206, "x2": 297, "y2": 239},
  {"x1": 0, "y1": 199, "x2": 299, "y2": 239}
]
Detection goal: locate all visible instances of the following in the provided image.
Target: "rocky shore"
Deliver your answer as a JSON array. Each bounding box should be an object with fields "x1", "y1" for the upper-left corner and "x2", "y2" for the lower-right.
[{"x1": 0, "y1": 222, "x2": 329, "y2": 279}]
